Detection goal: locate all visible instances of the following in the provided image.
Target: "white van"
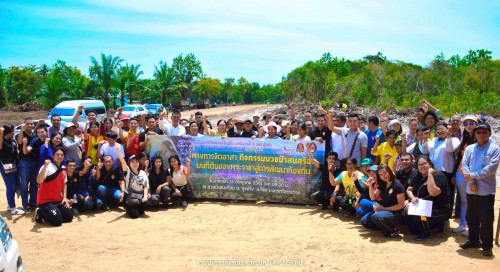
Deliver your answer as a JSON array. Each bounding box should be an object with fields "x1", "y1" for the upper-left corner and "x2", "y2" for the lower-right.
[
  {"x1": 0, "y1": 215, "x2": 23, "y2": 272},
  {"x1": 48, "y1": 100, "x2": 107, "y2": 123}
]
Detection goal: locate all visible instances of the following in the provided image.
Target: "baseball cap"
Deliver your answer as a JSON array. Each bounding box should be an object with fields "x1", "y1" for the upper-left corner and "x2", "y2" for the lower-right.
[{"x1": 120, "y1": 114, "x2": 131, "y2": 120}]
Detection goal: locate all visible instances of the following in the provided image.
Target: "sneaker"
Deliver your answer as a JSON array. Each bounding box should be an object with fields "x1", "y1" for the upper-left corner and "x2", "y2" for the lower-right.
[
  {"x1": 452, "y1": 225, "x2": 467, "y2": 233},
  {"x1": 460, "y1": 230, "x2": 469, "y2": 236},
  {"x1": 416, "y1": 232, "x2": 432, "y2": 241},
  {"x1": 6, "y1": 205, "x2": 11, "y2": 212},
  {"x1": 35, "y1": 208, "x2": 44, "y2": 223},
  {"x1": 10, "y1": 208, "x2": 26, "y2": 215},
  {"x1": 460, "y1": 240, "x2": 482, "y2": 249},
  {"x1": 482, "y1": 249, "x2": 494, "y2": 257},
  {"x1": 181, "y1": 201, "x2": 188, "y2": 207},
  {"x1": 384, "y1": 229, "x2": 400, "y2": 238}
]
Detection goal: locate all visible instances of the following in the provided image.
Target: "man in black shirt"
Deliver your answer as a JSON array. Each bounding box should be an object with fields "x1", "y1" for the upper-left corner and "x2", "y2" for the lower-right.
[
  {"x1": 395, "y1": 153, "x2": 418, "y2": 196},
  {"x1": 95, "y1": 155, "x2": 125, "y2": 209},
  {"x1": 235, "y1": 119, "x2": 258, "y2": 138},
  {"x1": 16, "y1": 117, "x2": 36, "y2": 211},
  {"x1": 311, "y1": 113, "x2": 332, "y2": 158},
  {"x1": 307, "y1": 142, "x2": 341, "y2": 210},
  {"x1": 23, "y1": 124, "x2": 48, "y2": 208}
]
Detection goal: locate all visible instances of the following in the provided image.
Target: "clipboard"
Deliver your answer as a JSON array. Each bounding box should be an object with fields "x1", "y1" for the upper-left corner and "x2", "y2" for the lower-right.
[{"x1": 408, "y1": 199, "x2": 433, "y2": 217}]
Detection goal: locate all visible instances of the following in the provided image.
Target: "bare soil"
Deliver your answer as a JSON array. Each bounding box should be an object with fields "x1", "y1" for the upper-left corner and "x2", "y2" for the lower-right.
[{"x1": 1, "y1": 104, "x2": 499, "y2": 271}]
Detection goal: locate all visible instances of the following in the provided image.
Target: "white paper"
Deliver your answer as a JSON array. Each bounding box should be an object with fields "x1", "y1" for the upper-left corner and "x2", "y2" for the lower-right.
[{"x1": 408, "y1": 199, "x2": 433, "y2": 217}]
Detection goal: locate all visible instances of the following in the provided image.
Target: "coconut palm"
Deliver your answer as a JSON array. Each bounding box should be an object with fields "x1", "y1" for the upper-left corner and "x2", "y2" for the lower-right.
[{"x1": 89, "y1": 53, "x2": 123, "y2": 108}]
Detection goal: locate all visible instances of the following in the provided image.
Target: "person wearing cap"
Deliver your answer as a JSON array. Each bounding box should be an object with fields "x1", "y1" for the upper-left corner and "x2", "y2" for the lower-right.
[
  {"x1": 330, "y1": 157, "x2": 366, "y2": 215},
  {"x1": 422, "y1": 121, "x2": 460, "y2": 220},
  {"x1": 117, "y1": 146, "x2": 149, "y2": 218},
  {"x1": 0, "y1": 124, "x2": 25, "y2": 215},
  {"x1": 252, "y1": 113, "x2": 260, "y2": 131},
  {"x1": 452, "y1": 115, "x2": 478, "y2": 235},
  {"x1": 118, "y1": 114, "x2": 131, "y2": 132},
  {"x1": 62, "y1": 122, "x2": 83, "y2": 169},
  {"x1": 263, "y1": 122, "x2": 282, "y2": 140},
  {"x1": 460, "y1": 123, "x2": 499, "y2": 256},
  {"x1": 203, "y1": 115, "x2": 227, "y2": 138},
  {"x1": 355, "y1": 164, "x2": 380, "y2": 218},
  {"x1": 235, "y1": 119, "x2": 258, "y2": 138},
  {"x1": 228, "y1": 119, "x2": 244, "y2": 137},
  {"x1": 98, "y1": 131, "x2": 125, "y2": 168},
  {"x1": 371, "y1": 130, "x2": 399, "y2": 171}
]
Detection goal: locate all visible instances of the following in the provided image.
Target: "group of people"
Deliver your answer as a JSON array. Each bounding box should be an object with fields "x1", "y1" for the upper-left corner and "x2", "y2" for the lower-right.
[{"x1": 0, "y1": 100, "x2": 498, "y2": 257}]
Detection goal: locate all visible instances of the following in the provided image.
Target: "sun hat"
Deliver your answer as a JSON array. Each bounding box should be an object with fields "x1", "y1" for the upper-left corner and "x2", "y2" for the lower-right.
[{"x1": 263, "y1": 121, "x2": 281, "y2": 133}]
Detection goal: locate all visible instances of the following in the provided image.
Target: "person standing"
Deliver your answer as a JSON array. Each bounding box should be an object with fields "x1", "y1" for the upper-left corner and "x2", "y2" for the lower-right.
[
  {"x1": 0, "y1": 124, "x2": 25, "y2": 215},
  {"x1": 460, "y1": 123, "x2": 499, "y2": 257},
  {"x1": 16, "y1": 117, "x2": 36, "y2": 211}
]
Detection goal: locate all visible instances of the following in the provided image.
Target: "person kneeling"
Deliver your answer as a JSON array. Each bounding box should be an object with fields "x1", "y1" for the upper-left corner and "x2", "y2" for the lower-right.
[
  {"x1": 117, "y1": 148, "x2": 149, "y2": 219},
  {"x1": 35, "y1": 147, "x2": 73, "y2": 226},
  {"x1": 330, "y1": 157, "x2": 366, "y2": 215}
]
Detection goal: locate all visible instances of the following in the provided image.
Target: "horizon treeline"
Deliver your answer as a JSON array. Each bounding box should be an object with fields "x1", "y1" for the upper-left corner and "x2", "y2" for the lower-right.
[{"x1": 0, "y1": 49, "x2": 498, "y2": 116}]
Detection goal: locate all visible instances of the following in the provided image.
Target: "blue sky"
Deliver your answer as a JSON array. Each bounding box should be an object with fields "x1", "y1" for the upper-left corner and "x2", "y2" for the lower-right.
[{"x1": 1, "y1": 0, "x2": 499, "y2": 85}]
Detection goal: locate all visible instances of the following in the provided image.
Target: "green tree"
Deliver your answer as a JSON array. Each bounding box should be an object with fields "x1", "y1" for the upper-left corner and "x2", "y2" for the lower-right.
[
  {"x1": 223, "y1": 78, "x2": 235, "y2": 105},
  {"x1": 153, "y1": 60, "x2": 180, "y2": 104},
  {"x1": 89, "y1": 53, "x2": 123, "y2": 109},
  {"x1": 116, "y1": 63, "x2": 143, "y2": 107},
  {"x1": 0, "y1": 66, "x2": 8, "y2": 107},
  {"x1": 6, "y1": 65, "x2": 42, "y2": 105},
  {"x1": 171, "y1": 53, "x2": 204, "y2": 99},
  {"x1": 195, "y1": 77, "x2": 222, "y2": 101}
]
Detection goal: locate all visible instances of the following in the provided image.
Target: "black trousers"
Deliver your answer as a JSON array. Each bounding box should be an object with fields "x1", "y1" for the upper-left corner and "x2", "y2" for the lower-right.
[
  {"x1": 39, "y1": 202, "x2": 73, "y2": 226},
  {"x1": 171, "y1": 185, "x2": 192, "y2": 202},
  {"x1": 442, "y1": 171, "x2": 454, "y2": 219},
  {"x1": 466, "y1": 193, "x2": 495, "y2": 250}
]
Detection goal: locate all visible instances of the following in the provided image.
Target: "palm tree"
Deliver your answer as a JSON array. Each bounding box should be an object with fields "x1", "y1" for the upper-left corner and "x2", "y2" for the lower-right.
[
  {"x1": 89, "y1": 53, "x2": 123, "y2": 109},
  {"x1": 153, "y1": 60, "x2": 180, "y2": 104},
  {"x1": 116, "y1": 63, "x2": 143, "y2": 106}
]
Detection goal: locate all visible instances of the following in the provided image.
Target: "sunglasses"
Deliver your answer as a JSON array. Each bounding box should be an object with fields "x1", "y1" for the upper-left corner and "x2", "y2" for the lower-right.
[
  {"x1": 463, "y1": 122, "x2": 476, "y2": 126},
  {"x1": 475, "y1": 131, "x2": 489, "y2": 135}
]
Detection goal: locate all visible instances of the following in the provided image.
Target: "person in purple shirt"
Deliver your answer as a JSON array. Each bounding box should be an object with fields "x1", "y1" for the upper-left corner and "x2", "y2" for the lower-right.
[{"x1": 460, "y1": 123, "x2": 499, "y2": 257}]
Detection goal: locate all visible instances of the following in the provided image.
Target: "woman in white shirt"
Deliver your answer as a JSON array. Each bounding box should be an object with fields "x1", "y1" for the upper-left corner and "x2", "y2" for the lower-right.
[{"x1": 167, "y1": 155, "x2": 192, "y2": 207}]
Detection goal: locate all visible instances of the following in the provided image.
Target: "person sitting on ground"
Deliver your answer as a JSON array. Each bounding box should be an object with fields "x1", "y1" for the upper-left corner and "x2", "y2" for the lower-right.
[
  {"x1": 94, "y1": 153, "x2": 125, "y2": 210},
  {"x1": 147, "y1": 154, "x2": 172, "y2": 209},
  {"x1": 137, "y1": 152, "x2": 149, "y2": 172},
  {"x1": 167, "y1": 155, "x2": 193, "y2": 207},
  {"x1": 406, "y1": 155, "x2": 450, "y2": 241},
  {"x1": 35, "y1": 147, "x2": 73, "y2": 226},
  {"x1": 330, "y1": 157, "x2": 366, "y2": 214},
  {"x1": 65, "y1": 158, "x2": 94, "y2": 214},
  {"x1": 117, "y1": 148, "x2": 149, "y2": 219},
  {"x1": 307, "y1": 141, "x2": 341, "y2": 210},
  {"x1": 361, "y1": 164, "x2": 405, "y2": 238},
  {"x1": 355, "y1": 164, "x2": 380, "y2": 218}
]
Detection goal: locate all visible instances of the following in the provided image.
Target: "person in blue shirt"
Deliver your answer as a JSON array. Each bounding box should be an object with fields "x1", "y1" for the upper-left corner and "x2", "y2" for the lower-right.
[
  {"x1": 364, "y1": 116, "x2": 385, "y2": 163},
  {"x1": 460, "y1": 123, "x2": 499, "y2": 257}
]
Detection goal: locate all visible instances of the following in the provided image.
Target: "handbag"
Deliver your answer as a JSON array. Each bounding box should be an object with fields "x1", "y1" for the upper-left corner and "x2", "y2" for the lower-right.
[
  {"x1": 126, "y1": 192, "x2": 143, "y2": 206},
  {"x1": 340, "y1": 132, "x2": 360, "y2": 170},
  {"x1": 2, "y1": 162, "x2": 17, "y2": 174}
]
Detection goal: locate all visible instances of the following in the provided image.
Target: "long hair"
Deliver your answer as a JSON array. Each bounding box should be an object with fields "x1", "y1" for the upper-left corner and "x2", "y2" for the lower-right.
[
  {"x1": 50, "y1": 132, "x2": 63, "y2": 147},
  {"x1": 376, "y1": 164, "x2": 396, "y2": 184},
  {"x1": 168, "y1": 154, "x2": 182, "y2": 177}
]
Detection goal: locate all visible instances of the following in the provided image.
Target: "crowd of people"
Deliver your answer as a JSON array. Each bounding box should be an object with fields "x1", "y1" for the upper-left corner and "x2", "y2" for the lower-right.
[{"x1": 0, "y1": 100, "x2": 498, "y2": 256}]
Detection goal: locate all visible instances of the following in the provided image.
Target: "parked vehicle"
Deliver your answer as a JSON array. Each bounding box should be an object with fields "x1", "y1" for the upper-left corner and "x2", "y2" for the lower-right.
[
  {"x1": 48, "y1": 100, "x2": 107, "y2": 123},
  {"x1": 146, "y1": 104, "x2": 164, "y2": 118},
  {"x1": 114, "y1": 104, "x2": 148, "y2": 119},
  {"x1": 164, "y1": 103, "x2": 172, "y2": 112},
  {"x1": 14, "y1": 120, "x2": 52, "y2": 135},
  {"x1": 0, "y1": 215, "x2": 23, "y2": 272},
  {"x1": 210, "y1": 102, "x2": 217, "y2": 108},
  {"x1": 172, "y1": 100, "x2": 191, "y2": 111},
  {"x1": 196, "y1": 99, "x2": 210, "y2": 109}
]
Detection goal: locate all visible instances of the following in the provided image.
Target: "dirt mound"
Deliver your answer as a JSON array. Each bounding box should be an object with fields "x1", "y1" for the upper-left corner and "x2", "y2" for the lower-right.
[{"x1": 1, "y1": 102, "x2": 45, "y2": 112}]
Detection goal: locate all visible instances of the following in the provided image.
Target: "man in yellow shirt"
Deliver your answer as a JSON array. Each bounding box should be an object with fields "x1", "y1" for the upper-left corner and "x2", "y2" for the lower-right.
[{"x1": 371, "y1": 130, "x2": 399, "y2": 170}]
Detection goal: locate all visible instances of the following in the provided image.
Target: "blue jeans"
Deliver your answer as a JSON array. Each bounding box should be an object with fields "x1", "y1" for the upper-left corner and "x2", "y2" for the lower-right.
[
  {"x1": 356, "y1": 199, "x2": 375, "y2": 218},
  {"x1": 0, "y1": 166, "x2": 18, "y2": 208},
  {"x1": 361, "y1": 211, "x2": 402, "y2": 234},
  {"x1": 97, "y1": 185, "x2": 122, "y2": 206},
  {"x1": 455, "y1": 172, "x2": 468, "y2": 226},
  {"x1": 18, "y1": 160, "x2": 37, "y2": 208}
]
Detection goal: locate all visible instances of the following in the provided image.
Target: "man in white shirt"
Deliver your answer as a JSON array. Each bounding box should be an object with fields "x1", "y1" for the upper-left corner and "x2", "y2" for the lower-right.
[
  {"x1": 98, "y1": 131, "x2": 125, "y2": 168},
  {"x1": 159, "y1": 110, "x2": 186, "y2": 136}
]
